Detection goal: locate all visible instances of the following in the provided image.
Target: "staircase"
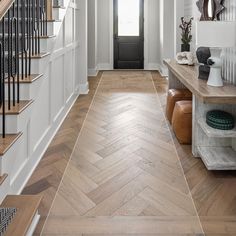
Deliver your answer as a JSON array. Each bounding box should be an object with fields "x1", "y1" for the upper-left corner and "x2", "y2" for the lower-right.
[{"x1": 0, "y1": 0, "x2": 84, "y2": 234}]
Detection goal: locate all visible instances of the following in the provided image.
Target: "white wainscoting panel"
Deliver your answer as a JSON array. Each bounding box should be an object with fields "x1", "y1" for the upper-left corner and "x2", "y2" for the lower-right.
[{"x1": 0, "y1": 0, "x2": 87, "y2": 202}]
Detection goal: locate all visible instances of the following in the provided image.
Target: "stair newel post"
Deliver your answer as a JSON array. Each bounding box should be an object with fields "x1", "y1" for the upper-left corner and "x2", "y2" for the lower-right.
[
  {"x1": 2, "y1": 17, "x2": 6, "y2": 138},
  {"x1": 7, "y1": 10, "x2": 11, "y2": 110}
]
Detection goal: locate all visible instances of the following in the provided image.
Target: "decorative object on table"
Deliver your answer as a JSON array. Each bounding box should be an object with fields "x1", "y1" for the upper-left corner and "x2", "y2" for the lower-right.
[
  {"x1": 179, "y1": 17, "x2": 193, "y2": 52},
  {"x1": 0, "y1": 208, "x2": 17, "y2": 236},
  {"x1": 176, "y1": 52, "x2": 195, "y2": 65},
  {"x1": 196, "y1": 47, "x2": 211, "y2": 80},
  {"x1": 206, "y1": 110, "x2": 235, "y2": 130},
  {"x1": 198, "y1": 65, "x2": 210, "y2": 80},
  {"x1": 196, "y1": 0, "x2": 225, "y2": 21},
  {"x1": 196, "y1": 21, "x2": 236, "y2": 87}
]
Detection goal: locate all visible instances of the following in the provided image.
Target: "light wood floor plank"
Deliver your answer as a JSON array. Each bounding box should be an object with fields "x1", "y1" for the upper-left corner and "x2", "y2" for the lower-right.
[{"x1": 42, "y1": 71, "x2": 203, "y2": 235}]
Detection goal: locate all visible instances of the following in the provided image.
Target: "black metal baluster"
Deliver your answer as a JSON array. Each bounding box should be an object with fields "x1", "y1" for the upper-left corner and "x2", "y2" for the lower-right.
[
  {"x1": 0, "y1": 43, "x2": 2, "y2": 112},
  {"x1": 0, "y1": 42, "x2": 3, "y2": 138},
  {"x1": 16, "y1": 0, "x2": 20, "y2": 103},
  {"x1": 8, "y1": 10, "x2": 11, "y2": 110},
  {"x1": 21, "y1": 0, "x2": 24, "y2": 81},
  {"x1": 2, "y1": 17, "x2": 6, "y2": 138},
  {"x1": 28, "y1": 0, "x2": 31, "y2": 75},
  {"x1": 45, "y1": 0, "x2": 47, "y2": 35},
  {"x1": 0, "y1": 0, "x2": 45, "y2": 137},
  {"x1": 40, "y1": 0, "x2": 42, "y2": 36},
  {"x1": 10, "y1": 3, "x2": 17, "y2": 107},
  {"x1": 24, "y1": 1, "x2": 28, "y2": 78},
  {"x1": 32, "y1": 0, "x2": 35, "y2": 55},
  {"x1": 37, "y1": 0, "x2": 40, "y2": 54}
]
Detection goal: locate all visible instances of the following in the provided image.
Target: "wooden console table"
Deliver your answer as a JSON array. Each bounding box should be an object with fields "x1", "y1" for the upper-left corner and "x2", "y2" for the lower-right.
[{"x1": 164, "y1": 59, "x2": 236, "y2": 170}]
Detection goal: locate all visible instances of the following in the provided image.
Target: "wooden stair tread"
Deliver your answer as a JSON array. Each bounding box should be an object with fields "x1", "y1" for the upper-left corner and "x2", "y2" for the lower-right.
[
  {"x1": 1, "y1": 195, "x2": 42, "y2": 236},
  {"x1": 0, "y1": 133, "x2": 22, "y2": 156},
  {"x1": 53, "y1": 5, "x2": 66, "y2": 9},
  {"x1": 0, "y1": 173, "x2": 8, "y2": 185},
  {"x1": 0, "y1": 100, "x2": 33, "y2": 115},
  {"x1": 47, "y1": 19, "x2": 62, "y2": 22},
  {"x1": 29, "y1": 52, "x2": 50, "y2": 59},
  {"x1": 39, "y1": 35, "x2": 56, "y2": 39},
  {"x1": 21, "y1": 52, "x2": 50, "y2": 59},
  {"x1": 5, "y1": 74, "x2": 43, "y2": 83}
]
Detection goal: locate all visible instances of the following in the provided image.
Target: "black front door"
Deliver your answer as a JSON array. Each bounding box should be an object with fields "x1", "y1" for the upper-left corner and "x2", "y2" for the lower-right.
[{"x1": 114, "y1": 0, "x2": 144, "y2": 69}]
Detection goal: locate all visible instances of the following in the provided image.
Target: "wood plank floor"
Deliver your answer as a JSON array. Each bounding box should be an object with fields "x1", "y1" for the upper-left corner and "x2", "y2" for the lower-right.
[
  {"x1": 23, "y1": 71, "x2": 236, "y2": 236},
  {"x1": 152, "y1": 72, "x2": 236, "y2": 236},
  {"x1": 22, "y1": 72, "x2": 103, "y2": 235},
  {"x1": 41, "y1": 71, "x2": 203, "y2": 235}
]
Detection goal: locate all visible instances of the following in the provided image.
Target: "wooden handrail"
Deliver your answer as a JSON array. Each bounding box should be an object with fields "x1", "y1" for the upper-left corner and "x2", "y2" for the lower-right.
[
  {"x1": 0, "y1": 0, "x2": 53, "y2": 21},
  {"x1": 0, "y1": 0, "x2": 14, "y2": 21}
]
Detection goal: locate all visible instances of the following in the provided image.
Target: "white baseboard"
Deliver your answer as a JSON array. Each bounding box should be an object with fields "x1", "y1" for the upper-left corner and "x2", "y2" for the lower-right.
[
  {"x1": 159, "y1": 65, "x2": 168, "y2": 77},
  {"x1": 97, "y1": 63, "x2": 113, "y2": 71},
  {"x1": 144, "y1": 63, "x2": 160, "y2": 71},
  {"x1": 88, "y1": 68, "x2": 98, "y2": 77},
  {"x1": 79, "y1": 82, "x2": 89, "y2": 94}
]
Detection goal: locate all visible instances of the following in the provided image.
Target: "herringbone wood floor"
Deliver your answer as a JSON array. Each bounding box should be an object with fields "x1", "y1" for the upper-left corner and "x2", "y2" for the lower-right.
[
  {"x1": 23, "y1": 71, "x2": 236, "y2": 236},
  {"x1": 22, "y1": 72, "x2": 103, "y2": 235},
  {"x1": 152, "y1": 72, "x2": 236, "y2": 236},
  {"x1": 42, "y1": 71, "x2": 203, "y2": 235}
]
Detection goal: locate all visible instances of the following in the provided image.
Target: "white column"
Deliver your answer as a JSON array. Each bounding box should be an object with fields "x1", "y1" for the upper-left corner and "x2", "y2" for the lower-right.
[
  {"x1": 159, "y1": 0, "x2": 182, "y2": 76},
  {"x1": 88, "y1": 0, "x2": 98, "y2": 76},
  {"x1": 78, "y1": 0, "x2": 88, "y2": 94}
]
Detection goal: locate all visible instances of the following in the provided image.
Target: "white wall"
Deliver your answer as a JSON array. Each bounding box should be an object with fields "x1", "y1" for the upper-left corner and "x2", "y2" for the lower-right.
[
  {"x1": 95, "y1": 0, "x2": 162, "y2": 70},
  {"x1": 175, "y1": 0, "x2": 184, "y2": 54},
  {"x1": 97, "y1": 0, "x2": 113, "y2": 70},
  {"x1": 144, "y1": 0, "x2": 161, "y2": 70},
  {"x1": 88, "y1": 0, "x2": 185, "y2": 73}
]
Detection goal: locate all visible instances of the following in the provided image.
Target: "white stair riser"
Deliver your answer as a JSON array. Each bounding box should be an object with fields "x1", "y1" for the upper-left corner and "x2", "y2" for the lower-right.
[
  {"x1": 53, "y1": 8, "x2": 66, "y2": 20},
  {"x1": 47, "y1": 21, "x2": 61, "y2": 35},
  {"x1": 0, "y1": 176, "x2": 10, "y2": 202},
  {"x1": 5, "y1": 77, "x2": 44, "y2": 100},
  {"x1": 40, "y1": 38, "x2": 55, "y2": 51},
  {"x1": 0, "y1": 104, "x2": 33, "y2": 134},
  {"x1": 19, "y1": 56, "x2": 49, "y2": 74},
  {"x1": 0, "y1": 135, "x2": 23, "y2": 179}
]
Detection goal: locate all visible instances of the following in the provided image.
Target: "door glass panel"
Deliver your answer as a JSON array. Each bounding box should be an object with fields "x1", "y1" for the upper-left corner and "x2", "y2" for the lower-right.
[{"x1": 118, "y1": 0, "x2": 140, "y2": 36}]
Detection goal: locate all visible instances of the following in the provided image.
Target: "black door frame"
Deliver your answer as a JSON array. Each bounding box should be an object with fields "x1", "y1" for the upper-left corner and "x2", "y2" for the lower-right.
[{"x1": 113, "y1": 0, "x2": 144, "y2": 69}]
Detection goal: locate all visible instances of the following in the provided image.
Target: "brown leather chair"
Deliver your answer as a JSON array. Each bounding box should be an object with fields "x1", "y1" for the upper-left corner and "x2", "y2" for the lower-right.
[
  {"x1": 172, "y1": 100, "x2": 192, "y2": 144},
  {"x1": 166, "y1": 89, "x2": 192, "y2": 124}
]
